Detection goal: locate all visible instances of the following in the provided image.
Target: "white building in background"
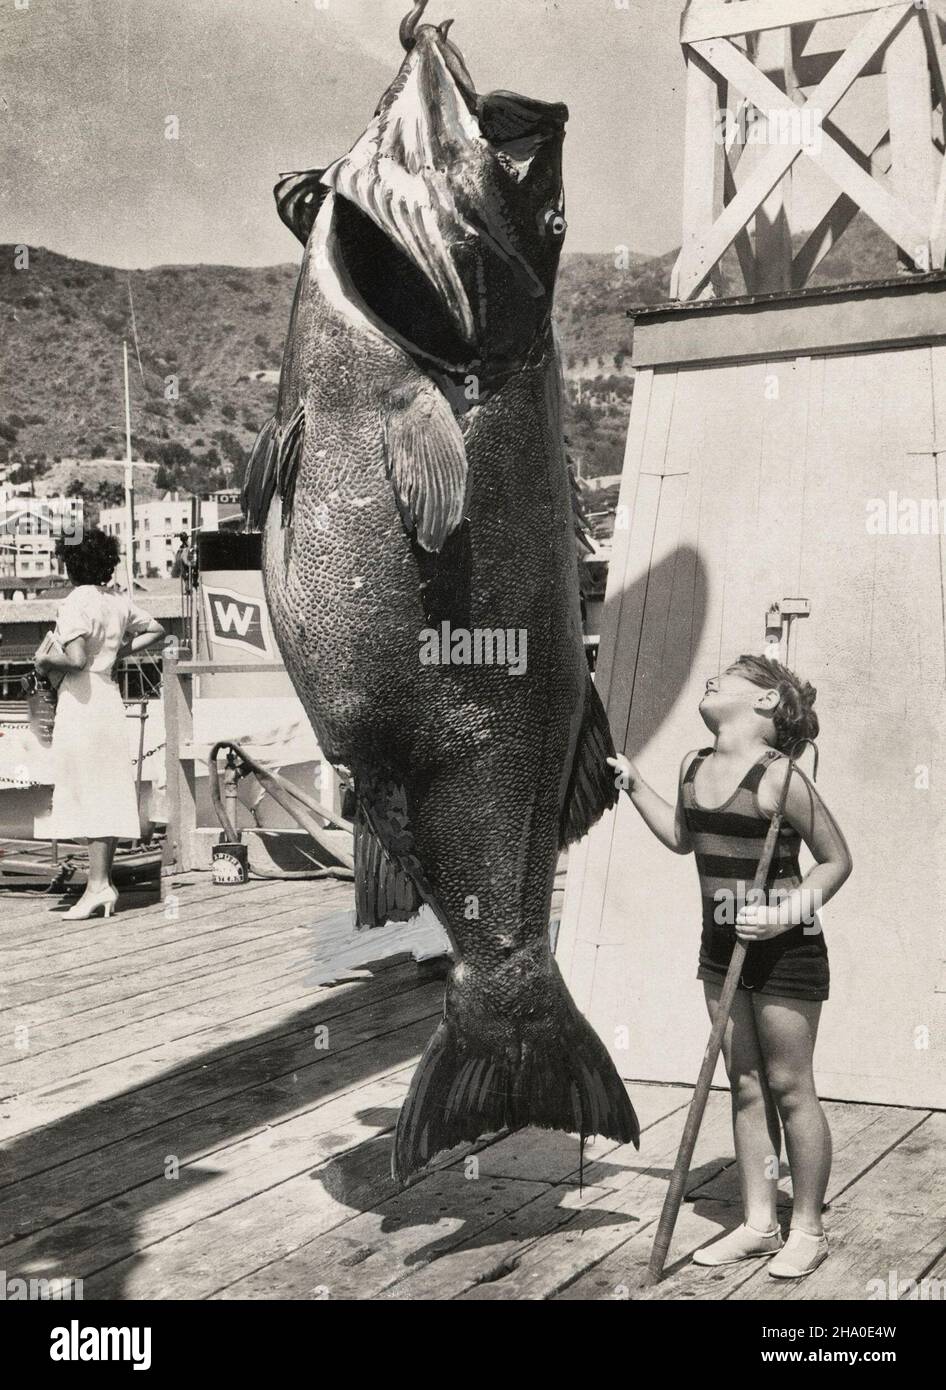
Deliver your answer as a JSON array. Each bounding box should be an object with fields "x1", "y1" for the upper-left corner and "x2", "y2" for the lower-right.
[
  {"x1": 0, "y1": 484, "x2": 83, "y2": 580},
  {"x1": 99, "y1": 491, "x2": 242, "y2": 577}
]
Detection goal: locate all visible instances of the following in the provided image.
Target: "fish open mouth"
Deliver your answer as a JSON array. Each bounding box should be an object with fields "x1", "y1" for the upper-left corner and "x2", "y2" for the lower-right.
[
  {"x1": 316, "y1": 17, "x2": 568, "y2": 383},
  {"x1": 331, "y1": 194, "x2": 483, "y2": 378}
]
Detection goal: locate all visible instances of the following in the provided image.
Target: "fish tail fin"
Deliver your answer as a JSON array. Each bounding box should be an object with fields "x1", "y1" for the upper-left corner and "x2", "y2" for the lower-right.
[{"x1": 392, "y1": 963, "x2": 639, "y2": 1184}]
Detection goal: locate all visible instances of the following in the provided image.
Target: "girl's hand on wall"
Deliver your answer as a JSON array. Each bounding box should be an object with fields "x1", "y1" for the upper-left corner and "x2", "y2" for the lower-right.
[{"x1": 607, "y1": 753, "x2": 639, "y2": 793}]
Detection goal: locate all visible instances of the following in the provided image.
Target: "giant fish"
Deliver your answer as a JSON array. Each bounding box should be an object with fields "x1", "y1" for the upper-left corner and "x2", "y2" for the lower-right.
[{"x1": 243, "y1": 0, "x2": 639, "y2": 1181}]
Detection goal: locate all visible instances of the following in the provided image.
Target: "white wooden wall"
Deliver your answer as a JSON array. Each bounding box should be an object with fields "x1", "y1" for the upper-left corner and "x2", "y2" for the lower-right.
[{"x1": 559, "y1": 296, "x2": 946, "y2": 1110}]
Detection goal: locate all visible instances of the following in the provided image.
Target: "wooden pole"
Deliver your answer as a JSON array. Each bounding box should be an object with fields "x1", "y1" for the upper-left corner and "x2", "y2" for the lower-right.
[
  {"x1": 133, "y1": 697, "x2": 147, "y2": 832},
  {"x1": 122, "y1": 341, "x2": 135, "y2": 595},
  {"x1": 643, "y1": 748, "x2": 800, "y2": 1286}
]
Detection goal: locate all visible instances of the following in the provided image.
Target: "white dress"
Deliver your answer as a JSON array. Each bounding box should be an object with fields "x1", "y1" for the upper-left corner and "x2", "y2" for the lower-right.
[{"x1": 44, "y1": 585, "x2": 155, "y2": 840}]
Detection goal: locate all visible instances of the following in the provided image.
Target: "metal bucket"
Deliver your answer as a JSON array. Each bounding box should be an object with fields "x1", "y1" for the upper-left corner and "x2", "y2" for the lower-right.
[{"x1": 211, "y1": 840, "x2": 248, "y2": 885}]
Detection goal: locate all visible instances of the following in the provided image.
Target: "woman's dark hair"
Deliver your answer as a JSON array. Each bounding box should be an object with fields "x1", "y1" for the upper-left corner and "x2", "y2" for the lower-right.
[
  {"x1": 55, "y1": 528, "x2": 121, "y2": 586},
  {"x1": 733, "y1": 653, "x2": 819, "y2": 753}
]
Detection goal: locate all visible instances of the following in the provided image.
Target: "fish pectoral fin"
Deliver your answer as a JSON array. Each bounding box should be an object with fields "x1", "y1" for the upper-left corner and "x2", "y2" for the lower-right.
[
  {"x1": 274, "y1": 169, "x2": 331, "y2": 246},
  {"x1": 240, "y1": 404, "x2": 305, "y2": 532},
  {"x1": 277, "y1": 402, "x2": 306, "y2": 527},
  {"x1": 383, "y1": 383, "x2": 469, "y2": 554},
  {"x1": 560, "y1": 673, "x2": 620, "y2": 848},
  {"x1": 241, "y1": 416, "x2": 279, "y2": 531}
]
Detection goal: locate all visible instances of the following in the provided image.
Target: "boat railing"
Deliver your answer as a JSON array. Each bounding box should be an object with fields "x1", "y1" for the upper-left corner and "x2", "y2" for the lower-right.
[{"x1": 162, "y1": 650, "x2": 344, "y2": 876}]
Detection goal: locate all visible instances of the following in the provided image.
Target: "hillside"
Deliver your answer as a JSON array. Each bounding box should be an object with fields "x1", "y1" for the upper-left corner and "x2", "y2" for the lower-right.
[
  {"x1": 0, "y1": 250, "x2": 296, "y2": 492},
  {"x1": 0, "y1": 215, "x2": 901, "y2": 489}
]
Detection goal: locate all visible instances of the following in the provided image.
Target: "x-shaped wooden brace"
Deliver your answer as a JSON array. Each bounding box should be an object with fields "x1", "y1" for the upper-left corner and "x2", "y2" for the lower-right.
[{"x1": 677, "y1": 2, "x2": 930, "y2": 299}]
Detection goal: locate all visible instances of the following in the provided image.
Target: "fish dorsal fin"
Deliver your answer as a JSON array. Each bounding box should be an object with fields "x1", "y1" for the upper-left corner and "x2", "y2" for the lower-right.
[
  {"x1": 383, "y1": 382, "x2": 469, "y2": 554},
  {"x1": 274, "y1": 169, "x2": 330, "y2": 246},
  {"x1": 569, "y1": 462, "x2": 595, "y2": 555}
]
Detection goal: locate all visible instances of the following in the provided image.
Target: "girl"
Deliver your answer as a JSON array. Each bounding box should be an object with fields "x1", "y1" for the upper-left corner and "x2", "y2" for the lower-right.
[
  {"x1": 36, "y1": 530, "x2": 165, "y2": 920},
  {"x1": 609, "y1": 655, "x2": 852, "y2": 1279}
]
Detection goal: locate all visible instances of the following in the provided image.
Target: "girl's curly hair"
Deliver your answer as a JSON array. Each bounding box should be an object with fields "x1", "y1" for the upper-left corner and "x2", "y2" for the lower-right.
[
  {"x1": 733, "y1": 653, "x2": 819, "y2": 753},
  {"x1": 55, "y1": 528, "x2": 121, "y2": 587}
]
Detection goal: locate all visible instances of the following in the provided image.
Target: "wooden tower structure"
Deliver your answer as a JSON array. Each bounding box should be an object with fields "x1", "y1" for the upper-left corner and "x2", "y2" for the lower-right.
[
  {"x1": 559, "y1": 0, "x2": 946, "y2": 1109},
  {"x1": 674, "y1": 0, "x2": 946, "y2": 297}
]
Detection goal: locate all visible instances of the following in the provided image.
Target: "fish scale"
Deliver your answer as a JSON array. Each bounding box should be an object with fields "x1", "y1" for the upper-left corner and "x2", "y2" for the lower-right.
[{"x1": 244, "y1": 9, "x2": 639, "y2": 1182}]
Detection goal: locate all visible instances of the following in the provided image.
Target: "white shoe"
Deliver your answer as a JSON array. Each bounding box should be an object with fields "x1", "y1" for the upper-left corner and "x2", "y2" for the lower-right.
[
  {"x1": 62, "y1": 886, "x2": 118, "y2": 921},
  {"x1": 768, "y1": 1229, "x2": 829, "y2": 1279},
  {"x1": 693, "y1": 1223, "x2": 784, "y2": 1267}
]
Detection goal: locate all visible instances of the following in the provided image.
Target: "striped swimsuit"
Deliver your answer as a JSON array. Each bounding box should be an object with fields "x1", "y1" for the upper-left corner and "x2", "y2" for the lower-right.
[{"x1": 683, "y1": 748, "x2": 830, "y2": 1002}]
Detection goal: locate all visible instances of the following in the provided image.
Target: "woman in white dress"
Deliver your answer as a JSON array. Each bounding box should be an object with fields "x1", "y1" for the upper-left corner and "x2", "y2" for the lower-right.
[{"x1": 36, "y1": 530, "x2": 165, "y2": 920}]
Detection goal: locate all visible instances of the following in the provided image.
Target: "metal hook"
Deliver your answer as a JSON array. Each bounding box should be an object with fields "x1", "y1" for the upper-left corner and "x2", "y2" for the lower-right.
[{"x1": 400, "y1": 0, "x2": 430, "y2": 50}]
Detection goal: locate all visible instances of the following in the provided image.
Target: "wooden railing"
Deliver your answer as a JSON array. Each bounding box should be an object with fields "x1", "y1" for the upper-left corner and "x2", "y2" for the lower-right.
[{"x1": 161, "y1": 651, "x2": 341, "y2": 874}]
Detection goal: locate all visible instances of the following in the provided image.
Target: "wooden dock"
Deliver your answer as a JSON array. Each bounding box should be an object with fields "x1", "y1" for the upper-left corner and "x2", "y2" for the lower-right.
[{"x1": 0, "y1": 873, "x2": 941, "y2": 1301}]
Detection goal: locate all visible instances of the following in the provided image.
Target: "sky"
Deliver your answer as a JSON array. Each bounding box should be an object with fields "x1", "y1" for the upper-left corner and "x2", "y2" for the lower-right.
[{"x1": 0, "y1": 0, "x2": 687, "y2": 268}]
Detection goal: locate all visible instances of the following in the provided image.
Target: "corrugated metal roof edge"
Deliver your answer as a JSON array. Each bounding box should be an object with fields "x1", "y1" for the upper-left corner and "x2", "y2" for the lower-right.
[
  {"x1": 626, "y1": 271, "x2": 946, "y2": 322},
  {"x1": 0, "y1": 595, "x2": 184, "y2": 624}
]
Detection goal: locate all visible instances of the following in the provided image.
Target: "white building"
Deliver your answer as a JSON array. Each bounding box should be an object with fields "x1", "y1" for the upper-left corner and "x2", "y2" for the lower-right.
[
  {"x1": 0, "y1": 484, "x2": 84, "y2": 580},
  {"x1": 99, "y1": 491, "x2": 241, "y2": 577}
]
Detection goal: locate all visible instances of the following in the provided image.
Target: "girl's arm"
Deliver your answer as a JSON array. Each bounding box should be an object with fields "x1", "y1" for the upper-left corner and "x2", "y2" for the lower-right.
[
  {"x1": 36, "y1": 635, "x2": 87, "y2": 674},
  {"x1": 607, "y1": 752, "x2": 695, "y2": 855},
  {"x1": 737, "y1": 762, "x2": 853, "y2": 940}
]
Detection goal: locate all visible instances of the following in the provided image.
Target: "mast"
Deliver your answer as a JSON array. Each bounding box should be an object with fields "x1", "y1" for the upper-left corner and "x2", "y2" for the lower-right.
[{"x1": 123, "y1": 340, "x2": 135, "y2": 593}]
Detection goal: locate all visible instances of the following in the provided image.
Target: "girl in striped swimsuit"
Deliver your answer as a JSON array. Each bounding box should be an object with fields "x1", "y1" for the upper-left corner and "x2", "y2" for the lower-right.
[{"x1": 609, "y1": 655, "x2": 852, "y2": 1279}]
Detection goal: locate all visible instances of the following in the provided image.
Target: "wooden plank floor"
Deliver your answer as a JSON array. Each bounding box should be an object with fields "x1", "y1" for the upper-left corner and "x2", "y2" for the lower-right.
[{"x1": 0, "y1": 873, "x2": 940, "y2": 1301}]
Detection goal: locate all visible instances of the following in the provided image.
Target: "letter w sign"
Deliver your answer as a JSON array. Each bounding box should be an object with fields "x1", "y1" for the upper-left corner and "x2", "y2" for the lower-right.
[{"x1": 204, "y1": 586, "x2": 270, "y2": 655}]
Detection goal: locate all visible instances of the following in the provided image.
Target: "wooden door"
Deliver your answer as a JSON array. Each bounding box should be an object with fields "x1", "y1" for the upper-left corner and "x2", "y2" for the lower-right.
[{"x1": 559, "y1": 341, "x2": 946, "y2": 1109}]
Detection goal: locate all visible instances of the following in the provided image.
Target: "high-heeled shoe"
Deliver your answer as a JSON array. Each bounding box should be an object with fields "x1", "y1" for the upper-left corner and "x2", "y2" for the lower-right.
[{"x1": 62, "y1": 886, "x2": 118, "y2": 921}]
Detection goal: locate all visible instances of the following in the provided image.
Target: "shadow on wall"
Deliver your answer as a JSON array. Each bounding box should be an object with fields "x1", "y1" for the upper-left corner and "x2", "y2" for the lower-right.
[{"x1": 596, "y1": 541, "x2": 710, "y2": 759}]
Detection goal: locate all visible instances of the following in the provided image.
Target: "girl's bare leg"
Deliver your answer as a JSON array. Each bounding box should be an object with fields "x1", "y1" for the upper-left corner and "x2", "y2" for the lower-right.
[
  {"x1": 753, "y1": 995, "x2": 831, "y2": 1235},
  {"x1": 704, "y1": 982, "x2": 782, "y2": 1231}
]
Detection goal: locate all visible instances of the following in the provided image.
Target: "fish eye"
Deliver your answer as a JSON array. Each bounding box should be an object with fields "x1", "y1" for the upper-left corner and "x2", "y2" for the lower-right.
[{"x1": 544, "y1": 209, "x2": 567, "y2": 239}]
